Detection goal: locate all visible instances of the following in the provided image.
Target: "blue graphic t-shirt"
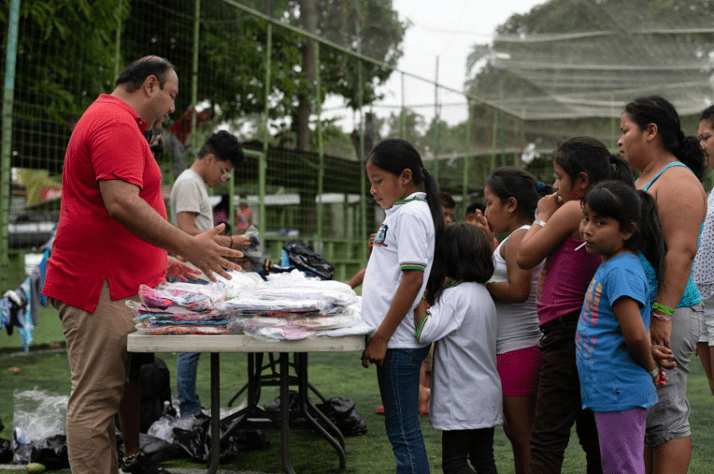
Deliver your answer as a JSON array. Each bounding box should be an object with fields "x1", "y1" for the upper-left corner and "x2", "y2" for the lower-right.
[{"x1": 576, "y1": 252, "x2": 658, "y2": 412}]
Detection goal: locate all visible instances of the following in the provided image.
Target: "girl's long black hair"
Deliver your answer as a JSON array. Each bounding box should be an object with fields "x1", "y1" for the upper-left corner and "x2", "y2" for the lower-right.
[
  {"x1": 426, "y1": 223, "x2": 494, "y2": 305},
  {"x1": 582, "y1": 180, "x2": 665, "y2": 285},
  {"x1": 366, "y1": 138, "x2": 444, "y2": 238},
  {"x1": 554, "y1": 136, "x2": 634, "y2": 187},
  {"x1": 486, "y1": 167, "x2": 540, "y2": 220}
]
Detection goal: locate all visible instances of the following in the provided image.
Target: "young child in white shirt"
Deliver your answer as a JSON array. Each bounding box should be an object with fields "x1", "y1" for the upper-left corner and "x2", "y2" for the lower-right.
[{"x1": 414, "y1": 222, "x2": 501, "y2": 473}]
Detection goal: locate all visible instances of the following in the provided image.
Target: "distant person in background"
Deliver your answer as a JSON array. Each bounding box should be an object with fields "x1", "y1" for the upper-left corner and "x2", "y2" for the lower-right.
[
  {"x1": 170, "y1": 130, "x2": 250, "y2": 416},
  {"x1": 144, "y1": 119, "x2": 165, "y2": 157},
  {"x1": 439, "y1": 191, "x2": 456, "y2": 226},
  {"x1": 169, "y1": 106, "x2": 215, "y2": 147},
  {"x1": 212, "y1": 192, "x2": 230, "y2": 229},
  {"x1": 346, "y1": 233, "x2": 376, "y2": 290},
  {"x1": 235, "y1": 199, "x2": 253, "y2": 234},
  {"x1": 464, "y1": 202, "x2": 486, "y2": 225}
]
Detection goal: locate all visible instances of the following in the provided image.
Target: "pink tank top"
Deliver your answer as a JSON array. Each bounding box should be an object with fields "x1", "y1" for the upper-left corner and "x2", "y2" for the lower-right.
[{"x1": 535, "y1": 237, "x2": 601, "y2": 326}]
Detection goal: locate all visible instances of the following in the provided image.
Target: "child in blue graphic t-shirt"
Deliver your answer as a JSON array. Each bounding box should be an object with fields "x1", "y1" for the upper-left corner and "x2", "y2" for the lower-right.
[{"x1": 576, "y1": 180, "x2": 675, "y2": 474}]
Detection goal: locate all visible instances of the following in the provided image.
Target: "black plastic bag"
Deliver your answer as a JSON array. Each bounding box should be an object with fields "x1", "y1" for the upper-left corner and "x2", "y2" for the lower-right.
[
  {"x1": 139, "y1": 357, "x2": 175, "y2": 433},
  {"x1": 13, "y1": 434, "x2": 69, "y2": 471},
  {"x1": 117, "y1": 432, "x2": 184, "y2": 465},
  {"x1": 283, "y1": 240, "x2": 334, "y2": 280},
  {"x1": 265, "y1": 393, "x2": 367, "y2": 436},
  {"x1": 264, "y1": 390, "x2": 301, "y2": 418},
  {"x1": 0, "y1": 416, "x2": 10, "y2": 464},
  {"x1": 315, "y1": 397, "x2": 367, "y2": 436},
  {"x1": 0, "y1": 438, "x2": 12, "y2": 464},
  {"x1": 172, "y1": 411, "x2": 267, "y2": 463}
]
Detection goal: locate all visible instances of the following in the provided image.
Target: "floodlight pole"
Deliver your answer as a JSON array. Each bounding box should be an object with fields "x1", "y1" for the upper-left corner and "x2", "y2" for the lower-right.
[{"x1": 1, "y1": 0, "x2": 21, "y2": 289}]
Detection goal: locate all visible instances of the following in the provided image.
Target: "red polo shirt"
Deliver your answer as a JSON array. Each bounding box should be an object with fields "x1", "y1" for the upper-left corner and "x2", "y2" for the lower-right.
[{"x1": 43, "y1": 94, "x2": 167, "y2": 313}]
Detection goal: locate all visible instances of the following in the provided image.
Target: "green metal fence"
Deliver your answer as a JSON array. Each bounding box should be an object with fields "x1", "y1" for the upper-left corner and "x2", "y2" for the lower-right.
[{"x1": 5, "y1": 0, "x2": 706, "y2": 289}]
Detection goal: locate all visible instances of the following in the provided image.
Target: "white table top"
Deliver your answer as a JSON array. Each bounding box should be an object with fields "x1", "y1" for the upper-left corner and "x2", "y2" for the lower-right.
[{"x1": 127, "y1": 332, "x2": 365, "y2": 353}]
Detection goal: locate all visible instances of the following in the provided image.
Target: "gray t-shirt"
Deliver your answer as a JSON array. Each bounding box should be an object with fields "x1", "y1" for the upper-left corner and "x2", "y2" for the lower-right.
[{"x1": 170, "y1": 169, "x2": 213, "y2": 232}]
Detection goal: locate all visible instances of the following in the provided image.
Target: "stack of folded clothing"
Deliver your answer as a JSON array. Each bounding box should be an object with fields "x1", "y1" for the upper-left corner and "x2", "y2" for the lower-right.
[
  {"x1": 129, "y1": 271, "x2": 368, "y2": 340},
  {"x1": 130, "y1": 282, "x2": 232, "y2": 335},
  {"x1": 225, "y1": 272, "x2": 362, "y2": 340}
]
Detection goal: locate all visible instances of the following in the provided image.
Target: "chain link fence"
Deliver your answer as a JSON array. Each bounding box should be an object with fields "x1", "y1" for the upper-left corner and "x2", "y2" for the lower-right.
[{"x1": 3, "y1": 0, "x2": 713, "y2": 288}]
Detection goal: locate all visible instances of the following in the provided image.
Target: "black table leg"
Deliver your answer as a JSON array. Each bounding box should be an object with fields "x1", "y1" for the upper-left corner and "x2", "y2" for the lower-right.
[
  {"x1": 296, "y1": 353, "x2": 346, "y2": 467},
  {"x1": 208, "y1": 352, "x2": 220, "y2": 474},
  {"x1": 280, "y1": 353, "x2": 295, "y2": 474}
]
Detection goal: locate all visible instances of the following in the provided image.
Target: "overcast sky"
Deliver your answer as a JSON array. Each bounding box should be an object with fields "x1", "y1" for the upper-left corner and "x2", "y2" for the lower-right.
[{"x1": 322, "y1": 0, "x2": 545, "y2": 128}]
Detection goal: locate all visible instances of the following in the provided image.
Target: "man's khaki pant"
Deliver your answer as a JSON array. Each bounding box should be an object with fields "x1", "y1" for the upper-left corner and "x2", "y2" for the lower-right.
[{"x1": 50, "y1": 280, "x2": 138, "y2": 474}]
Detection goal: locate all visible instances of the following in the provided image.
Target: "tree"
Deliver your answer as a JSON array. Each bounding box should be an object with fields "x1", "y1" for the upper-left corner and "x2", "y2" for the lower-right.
[
  {"x1": 3, "y1": 0, "x2": 129, "y2": 171},
  {"x1": 118, "y1": 0, "x2": 406, "y2": 152},
  {"x1": 464, "y1": 0, "x2": 714, "y2": 155}
]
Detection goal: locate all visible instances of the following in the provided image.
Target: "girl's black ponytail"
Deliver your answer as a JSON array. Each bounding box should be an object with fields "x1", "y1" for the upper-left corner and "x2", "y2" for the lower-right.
[
  {"x1": 423, "y1": 168, "x2": 444, "y2": 306},
  {"x1": 634, "y1": 190, "x2": 665, "y2": 286},
  {"x1": 609, "y1": 154, "x2": 635, "y2": 187},
  {"x1": 423, "y1": 169, "x2": 444, "y2": 238},
  {"x1": 678, "y1": 135, "x2": 706, "y2": 180}
]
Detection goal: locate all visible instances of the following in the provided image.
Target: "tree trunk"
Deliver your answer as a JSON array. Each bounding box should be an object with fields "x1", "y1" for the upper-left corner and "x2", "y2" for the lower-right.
[{"x1": 297, "y1": 0, "x2": 317, "y2": 152}]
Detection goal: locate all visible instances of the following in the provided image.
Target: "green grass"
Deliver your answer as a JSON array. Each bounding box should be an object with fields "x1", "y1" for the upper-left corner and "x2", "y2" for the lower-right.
[{"x1": 2, "y1": 309, "x2": 714, "y2": 472}]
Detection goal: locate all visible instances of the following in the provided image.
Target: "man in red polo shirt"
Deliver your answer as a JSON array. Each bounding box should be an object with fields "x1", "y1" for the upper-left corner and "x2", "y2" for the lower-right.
[{"x1": 43, "y1": 56, "x2": 241, "y2": 474}]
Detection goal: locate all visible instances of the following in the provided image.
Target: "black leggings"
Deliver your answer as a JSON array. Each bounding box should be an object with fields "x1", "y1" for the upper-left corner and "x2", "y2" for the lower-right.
[{"x1": 442, "y1": 428, "x2": 497, "y2": 474}]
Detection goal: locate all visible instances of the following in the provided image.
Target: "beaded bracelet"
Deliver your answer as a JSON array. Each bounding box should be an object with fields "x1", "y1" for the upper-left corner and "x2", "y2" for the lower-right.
[
  {"x1": 652, "y1": 311, "x2": 672, "y2": 322},
  {"x1": 652, "y1": 302, "x2": 675, "y2": 316}
]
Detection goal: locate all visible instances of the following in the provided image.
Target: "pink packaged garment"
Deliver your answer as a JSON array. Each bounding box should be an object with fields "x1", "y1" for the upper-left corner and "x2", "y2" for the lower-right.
[{"x1": 139, "y1": 284, "x2": 215, "y2": 311}]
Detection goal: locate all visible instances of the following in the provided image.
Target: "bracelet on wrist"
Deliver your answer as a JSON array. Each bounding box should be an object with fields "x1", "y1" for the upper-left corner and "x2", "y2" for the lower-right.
[
  {"x1": 652, "y1": 302, "x2": 675, "y2": 316},
  {"x1": 652, "y1": 311, "x2": 672, "y2": 322},
  {"x1": 533, "y1": 219, "x2": 547, "y2": 227},
  {"x1": 648, "y1": 366, "x2": 660, "y2": 379}
]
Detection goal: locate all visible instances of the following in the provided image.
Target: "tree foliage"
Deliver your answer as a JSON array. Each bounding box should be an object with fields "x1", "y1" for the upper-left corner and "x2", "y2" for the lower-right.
[
  {"x1": 119, "y1": 0, "x2": 406, "y2": 143},
  {"x1": 463, "y1": 0, "x2": 714, "y2": 154},
  {"x1": 3, "y1": 0, "x2": 406, "y2": 168}
]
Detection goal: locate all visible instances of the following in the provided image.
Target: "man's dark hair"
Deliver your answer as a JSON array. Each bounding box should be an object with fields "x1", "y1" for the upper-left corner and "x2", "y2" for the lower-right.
[
  {"x1": 115, "y1": 56, "x2": 176, "y2": 93},
  {"x1": 199, "y1": 131, "x2": 246, "y2": 168},
  {"x1": 439, "y1": 191, "x2": 455, "y2": 209},
  {"x1": 465, "y1": 202, "x2": 485, "y2": 215}
]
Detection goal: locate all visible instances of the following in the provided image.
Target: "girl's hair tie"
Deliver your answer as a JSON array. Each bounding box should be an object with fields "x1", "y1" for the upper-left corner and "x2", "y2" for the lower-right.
[{"x1": 536, "y1": 181, "x2": 547, "y2": 192}]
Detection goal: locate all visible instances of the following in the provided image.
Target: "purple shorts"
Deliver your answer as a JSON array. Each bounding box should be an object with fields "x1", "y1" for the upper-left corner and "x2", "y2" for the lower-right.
[{"x1": 595, "y1": 408, "x2": 648, "y2": 474}]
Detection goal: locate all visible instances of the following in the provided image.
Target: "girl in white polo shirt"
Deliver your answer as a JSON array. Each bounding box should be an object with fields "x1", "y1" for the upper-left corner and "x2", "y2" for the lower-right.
[{"x1": 361, "y1": 138, "x2": 443, "y2": 473}]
